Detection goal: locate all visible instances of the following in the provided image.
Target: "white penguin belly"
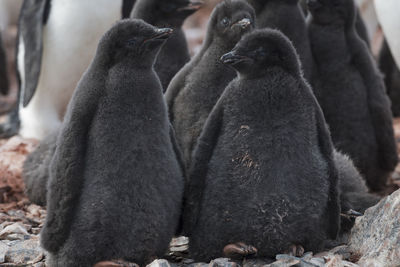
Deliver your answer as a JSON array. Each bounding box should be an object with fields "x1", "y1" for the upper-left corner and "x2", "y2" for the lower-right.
[{"x1": 19, "y1": 0, "x2": 123, "y2": 140}]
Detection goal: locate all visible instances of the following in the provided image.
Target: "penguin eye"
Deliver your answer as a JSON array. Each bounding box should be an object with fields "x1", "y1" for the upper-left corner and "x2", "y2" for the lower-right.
[
  {"x1": 126, "y1": 38, "x2": 138, "y2": 47},
  {"x1": 221, "y1": 17, "x2": 230, "y2": 27}
]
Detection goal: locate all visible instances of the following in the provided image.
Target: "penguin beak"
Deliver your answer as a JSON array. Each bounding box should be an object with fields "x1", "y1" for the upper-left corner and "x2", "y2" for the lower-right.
[
  {"x1": 178, "y1": 0, "x2": 204, "y2": 11},
  {"x1": 220, "y1": 51, "x2": 250, "y2": 65},
  {"x1": 232, "y1": 18, "x2": 252, "y2": 29},
  {"x1": 145, "y1": 28, "x2": 174, "y2": 43}
]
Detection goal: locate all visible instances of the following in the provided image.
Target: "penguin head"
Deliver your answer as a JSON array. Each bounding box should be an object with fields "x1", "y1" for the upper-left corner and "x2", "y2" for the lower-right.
[
  {"x1": 307, "y1": 0, "x2": 356, "y2": 28},
  {"x1": 133, "y1": 0, "x2": 203, "y2": 28},
  {"x1": 221, "y1": 29, "x2": 302, "y2": 78},
  {"x1": 98, "y1": 19, "x2": 173, "y2": 67},
  {"x1": 208, "y1": 0, "x2": 255, "y2": 44}
]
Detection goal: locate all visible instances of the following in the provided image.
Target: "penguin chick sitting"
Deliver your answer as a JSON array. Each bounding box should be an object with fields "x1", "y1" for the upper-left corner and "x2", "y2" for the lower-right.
[
  {"x1": 183, "y1": 28, "x2": 340, "y2": 261},
  {"x1": 41, "y1": 19, "x2": 184, "y2": 267}
]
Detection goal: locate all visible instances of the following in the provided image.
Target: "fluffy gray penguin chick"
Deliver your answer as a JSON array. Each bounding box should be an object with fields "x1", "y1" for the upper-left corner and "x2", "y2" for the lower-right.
[
  {"x1": 165, "y1": 0, "x2": 255, "y2": 170},
  {"x1": 131, "y1": 0, "x2": 202, "y2": 91},
  {"x1": 41, "y1": 19, "x2": 184, "y2": 267},
  {"x1": 307, "y1": 0, "x2": 398, "y2": 191},
  {"x1": 183, "y1": 28, "x2": 340, "y2": 261}
]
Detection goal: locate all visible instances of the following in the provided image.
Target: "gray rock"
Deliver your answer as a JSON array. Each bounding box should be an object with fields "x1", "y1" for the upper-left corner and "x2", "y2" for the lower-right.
[
  {"x1": 0, "y1": 223, "x2": 29, "y2": 240},
  {"x1": 0, "y1": 241, "x2": 9, "y2": 263},
  {"x1": 349, "y1": 189, "x2": 400, "y2": 266},
  {"x1": 208, "y1": 258, "x2": 239, "y2": 267},
  {"x1": 5, "y1": 238, "x2": 43, "y2": 264},
  {"x1": 147, "y1": 259, "x2": 172, "y2": 267}
]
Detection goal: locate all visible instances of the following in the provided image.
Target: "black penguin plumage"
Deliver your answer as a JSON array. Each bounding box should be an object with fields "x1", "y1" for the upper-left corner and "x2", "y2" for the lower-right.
[
  {"x1": 165, "y1": 0, "x2": 255, "y2": 169},
  {"x1": 183, "y1": 29, "x2": 340, "y2": 261},
  {"x1": 40, "y1": 20, "x2": 184, "y2": 266},
  {"x1": 131, "y1": 0, "x2": 201, "y2": 91},
  {"x1": 308, "y1": 0, "x2": 398, "y2": 191},
  {"x1": 247, "y1": 0, "x2": 313, "y2": 81}
]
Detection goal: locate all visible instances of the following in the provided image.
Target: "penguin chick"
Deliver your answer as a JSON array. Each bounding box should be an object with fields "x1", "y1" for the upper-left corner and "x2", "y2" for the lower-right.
[
  {"x1": 131, "y1": 0, "x2": 202, "y2": 91},
  {"x1": 165, "y1": 0, "x2": 255, "y2": 169},
  {"x1": 247, "y1": 0, "x2": 313, "y2": 81},
  {"x1": 41, "y1": 19, "x2": 184, "y2": 267},
  {"x1": 183, "y1": 29, "x2": 340, "y2": 261},
  {"x1": 23, "y1": 130, "x2": 58, "y2": 206},
  {"x1": 308, "y1": 0, "x2": 398, "y2": 191}
]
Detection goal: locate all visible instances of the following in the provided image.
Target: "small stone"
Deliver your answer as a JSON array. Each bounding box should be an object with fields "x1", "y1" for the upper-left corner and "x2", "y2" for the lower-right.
[
  {"x1": 169, "y1": 245, "x2": 189, "y2": 252},
  {"x1": 308, "y1": 258, "x2": 325, "y2": 267},
  {"x1": 0, "y1": 241, "x2": 9, "y2": 263},
  {"x1": 170, "y1": 236, "x2": 189, "y2": 247},
  {"x1": 31, "y1": 227, "x2": 41, "y2": 235},
  {"x1": 208, "y1": 258, "x2": 238, "y2": 267},
  {"x1": 0, "y1": 223, "x2": 28, "y2": 239},
  {"x1": 5, "y1": 239, "x2": 43, "y2": 264},
  {"x1": 146, "y1": 259, "x2": 171, "y2": 267}
]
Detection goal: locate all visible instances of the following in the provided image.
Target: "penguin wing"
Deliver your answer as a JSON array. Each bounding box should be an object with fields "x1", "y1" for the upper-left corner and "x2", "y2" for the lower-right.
[
  {"x1": 40, "y1": 77, "x2": 101, "y2": 253},
  {"x1": 349, "y1": 34, "x2": 399, "y2": 170},
  {"x1": 311, "y1": 87, "x2": 340, "y2": 240},
  {"x1": 183, "y1": 104, "x2": 224, "y2": 235},
  {"x1": 19, "y1": 0, "x2": 51, "y2": 107},
  {"x1": 0, "y1": 33, "x2": 9, "y2": 95},
  {"x1": 170, "y1": 123, "x2": 186, "y2": 178}
]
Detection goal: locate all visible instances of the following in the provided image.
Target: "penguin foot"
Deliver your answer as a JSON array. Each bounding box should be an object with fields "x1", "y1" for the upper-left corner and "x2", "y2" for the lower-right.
[
  {"x1": 223, "y1": 242, "x2": 258, "y2": 259},
  {"x1": 286, "y1": 244, "x2": 304, "y2": 257},
  {"x1": 94, "y1": 260, "x2": 139, "y2": 267}
]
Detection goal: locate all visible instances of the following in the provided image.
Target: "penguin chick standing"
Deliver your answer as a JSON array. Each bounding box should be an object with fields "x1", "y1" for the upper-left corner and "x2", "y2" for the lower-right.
[
  {"x1": 0, "y1": 0, "x2": 136, "y2": 140},
  {"x1": 247, "y1": 0, "x2": 313, "y2": 81},
  {"x1": 183, "y1": 29, "x2": 340, "y2": 261},
  {"x1": 308, "y1": 0, "x2": 398, "y2": 191},
  {"x1": 131, "y1": 0, "x2": 202, "y2": 91},
  {"x1": 40, "y1": 20, "x2": 184, "y2": 267},
  {"x1": 165, "y1": 0, "x2": 255, "y2": 169}
]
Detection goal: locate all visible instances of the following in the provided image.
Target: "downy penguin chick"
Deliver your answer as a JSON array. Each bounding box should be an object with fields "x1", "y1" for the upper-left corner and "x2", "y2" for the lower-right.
[
  {"x1": 131, "y1": 0, "x2": 202, "y2": 91},
  {"x1": 41, "y1": 19, "x2": 184, "y2": 267},
  {"x1": 165, "y1": 0, "x2": 255, "y2": 169},
  {"x1": 183, "y1": 29, "x2": 340, "y2": 261},
  {"x1": 308, "y1": 0, "x2": 398, "y2": 191}
]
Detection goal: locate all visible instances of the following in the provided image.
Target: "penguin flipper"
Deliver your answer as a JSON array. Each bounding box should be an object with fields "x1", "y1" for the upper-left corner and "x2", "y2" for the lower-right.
[
  {"x1": 183, "y1": 104, "x2": 223, "y2": 235},
  {"x1": 313, "y1": 94, "x2": 340, "y2": 240},
  {"x1": 348, "y1": 33, "x2": 399, "y2": 171},
  {"x1": 0, "y1": 33, "x2": 9, "y2": 96},
  {"x1": 40, "y1": 78, "x2": 101, "y2": 253},
  {"x1": 170, "y1": 123, "x2": 186, "y2": 178},
  {"x1": 19, "y1": 0, "x2": 51, "y2": 107}
]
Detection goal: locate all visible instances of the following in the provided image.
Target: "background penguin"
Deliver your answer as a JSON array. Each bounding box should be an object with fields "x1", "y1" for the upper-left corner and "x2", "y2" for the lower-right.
[
  {"x1": 379, "y1": 39, "x2": 400, "y2": 117},
  {"x1": 307, "y1": 0, "x2": 398, "y2": 191},
  {"x1": 22, "y1": 130, "x2": 58, "y2": 206},
  {"x1": 165, "y1": 0, "x2": 255, "y2": 169},
  {"x1": 0, "y1": 32, "x2": 8, "y2": 95},
  {"x1": 247, "y1": 0, "x2": 313, "y2": 81},
  {"x1": 183, "y1": 29, "x2": 340, "y2": 261},
  {"x1": 0, "y1": 0, "x2": 136, "y2": 140},
  {"x1": 131, "y1": 0, "x2": 202, "y2": 92},
  {"x1": 40, "y1": 20, "x2": 184, "y2": 266}
]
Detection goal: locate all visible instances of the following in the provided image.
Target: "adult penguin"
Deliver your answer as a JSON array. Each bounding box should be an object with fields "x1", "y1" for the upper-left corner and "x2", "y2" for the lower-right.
[
  {"x1": 131, "y1": 0, "x2": 202, "y2": 91},
  {"x1": 41, "y1": 19, "x2": 184, "y2": 266},
  {"x1": 165, "y1": 0, "x2": 255, "y2": 169},
  {"x1": 247, "y1": 0, "x2": 313, "y2": 81},
  {"x1": 0, "y1": 0, "x2": 136, "y2": 140},
  {"x1": 308, "y1": 0, "x2": 398, "y2": 191},
  {"x1": 183, "y1": 29, "x2": 340, "y2": 261}
]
